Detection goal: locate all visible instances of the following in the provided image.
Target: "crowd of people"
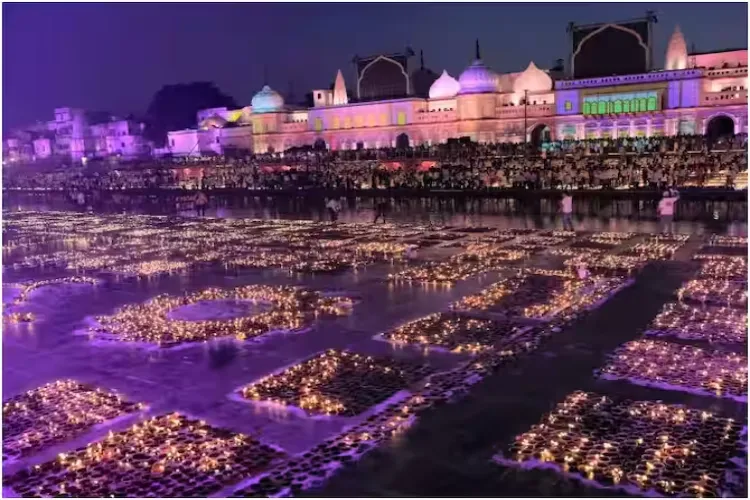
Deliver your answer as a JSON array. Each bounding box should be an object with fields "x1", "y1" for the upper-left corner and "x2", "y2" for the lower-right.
[{"x1": 3, "y1": 135, "x2": 747, "y2": 197}]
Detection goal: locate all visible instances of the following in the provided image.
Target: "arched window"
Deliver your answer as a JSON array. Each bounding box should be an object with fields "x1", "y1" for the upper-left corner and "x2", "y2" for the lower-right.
[
  {"x1": 597, "y1": 101, "x2": 606, "y2": 114},
  {"x1": 583, "y1": 102, "x2": 591, "y2": 115},
  {"x1": 638, "y1": 98, "x2": 647, "y2": 112},
  {"x1": 614, "y1": 100, "x2": 623, "y2": 114},
  {"x1": 397, "y1": 112, "x2": 407, "y2": 125},
  {"x1": 647, "y1": 96, "x2": 657, "y2": 111},
  {"x1": 622, "y1": 100, "x2": 630, "y2": 113}
]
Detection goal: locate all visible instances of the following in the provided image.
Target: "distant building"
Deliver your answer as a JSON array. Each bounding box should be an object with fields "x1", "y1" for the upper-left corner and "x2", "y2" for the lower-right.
[
  {"x1": 160, "y1": 21, "x2": 748, "y2": 157},
  {"x1": 3, "y1": 108, "x2": 152, "y2": 164}
]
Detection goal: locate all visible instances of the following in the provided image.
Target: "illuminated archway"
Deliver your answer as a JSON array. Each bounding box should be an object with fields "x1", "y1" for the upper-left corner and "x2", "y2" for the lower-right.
[
  {"x1": 313, "y1": 138, "x2": 327, "y2": 150},
  {"x1": 529, "y1": 123, "x2": 552, "y2": 148}
]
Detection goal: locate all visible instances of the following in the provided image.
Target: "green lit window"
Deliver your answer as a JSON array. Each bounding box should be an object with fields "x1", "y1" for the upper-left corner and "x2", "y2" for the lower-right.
[
  {"x1": 314, "y1": 118, "x2": 323, "y2": 132},
  {"x1": 623, "y1": 100, "x2": 630, "y2": 113},
  {"x1": 639, "y1": 98, "x2": 647, "y2": 112},
  {"x1": 564, "y1": 100, "x2": 572, "y2": 111},
  {"x1": 597, "y1": 101, "x2": 606, "y2": 114},
  {"x1": 631, "y1": 99, "x2": 639, "y2": 112},
  {"x1": 397, "y1": 112, "x2": 407, "y2": 125},
  {"x1": 583, "y1": 102, "x2": 591, "y2": 115},
  {"x1": 647, "y1": 96, "x2": 657, "y2": 111},
  {"x1": 614, "y1": 100, "x2": 623, "y2": 114}
]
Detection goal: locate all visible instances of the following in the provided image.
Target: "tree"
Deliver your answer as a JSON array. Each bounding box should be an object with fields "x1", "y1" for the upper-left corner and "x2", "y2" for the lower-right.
[{"x1": 144, "y1": 82, "x2": 238, "y2": 147}]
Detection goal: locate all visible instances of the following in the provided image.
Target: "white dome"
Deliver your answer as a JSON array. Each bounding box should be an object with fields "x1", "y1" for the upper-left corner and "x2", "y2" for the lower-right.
[
  {"x1": 512, "y1": 62, "x2": 553, "y2": 93},
  {"x1": 251, "y1": 85, "x2": 284, "y2": 113},
  {"x1": 495, "y1": 73, "x2": 514, "y2": 93},
  {"x1": 458, "y1": 59, "x2": 497, "y2": 95},
  {"x1": 429, "y1": 70, "x2": 461, "y2": 99}
]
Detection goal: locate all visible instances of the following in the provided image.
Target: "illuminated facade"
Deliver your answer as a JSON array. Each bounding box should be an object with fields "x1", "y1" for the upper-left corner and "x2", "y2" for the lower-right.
[
  {"x1": 4, "y1": 108, "x2": 152, "y2": 163},
  {"x1": 166, "y1": 26, "x2": 748, "y2": 156}
]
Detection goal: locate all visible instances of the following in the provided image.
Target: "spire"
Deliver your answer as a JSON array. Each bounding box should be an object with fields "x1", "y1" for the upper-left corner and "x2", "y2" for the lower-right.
[
  {"x1": 420, "y1": 50, "x2": 424, "y2": 69},
  {"x1": 333, "y1": 69, "x2": 348, "y2": 105},
  {"x1": 475, "y1": 39, "x2": 481, "y2": 60},
  {"x1": 665, "y1": 25, "x2": 688, "y2": 70}
]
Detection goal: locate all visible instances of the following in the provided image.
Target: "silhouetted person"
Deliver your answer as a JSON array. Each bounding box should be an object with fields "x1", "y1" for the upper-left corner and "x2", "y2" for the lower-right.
[
  {"x1": 560, "y1": 191, "x2": 574, "y2": 231},
  {"x1": 194, "y1": 190, "x2": 208, "y2": 217},
  {"x1": 374, "y1": 201, "x2": 389, "y2": 223}
]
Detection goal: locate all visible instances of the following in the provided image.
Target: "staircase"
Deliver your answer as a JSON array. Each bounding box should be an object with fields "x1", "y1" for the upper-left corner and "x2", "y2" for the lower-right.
[{"x1": 703, "y1": 170, "x2": 748, "y2": 190}]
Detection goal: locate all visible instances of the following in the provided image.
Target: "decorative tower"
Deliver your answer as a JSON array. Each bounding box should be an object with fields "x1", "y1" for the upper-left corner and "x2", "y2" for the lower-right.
[
  {"x1": 665, "y1": 25, "x2": 688, "y2": 70},
  {"x1": 332, "y1": 69, "x2": 348, "y2": 105}
]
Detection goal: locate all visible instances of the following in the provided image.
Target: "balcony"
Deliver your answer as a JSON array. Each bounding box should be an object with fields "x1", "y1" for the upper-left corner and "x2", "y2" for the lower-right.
[
  {"x1": 705, "y1": 67, "x2": 748, "y2": 78},
  {"x1": 495, "y1": 104, "x2": 555, "y2": 119},
  {"x1": 702, "y1": 90, "x2": 748, "y2": 106},
  {"x1": 415, "y1": 110, "x2": 456, "y2": 123}
]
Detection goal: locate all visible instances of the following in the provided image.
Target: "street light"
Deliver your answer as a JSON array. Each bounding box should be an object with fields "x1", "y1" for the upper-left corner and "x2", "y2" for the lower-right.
[{"x1": 523, "y1": 88, "x2": 529, "y2": 156}]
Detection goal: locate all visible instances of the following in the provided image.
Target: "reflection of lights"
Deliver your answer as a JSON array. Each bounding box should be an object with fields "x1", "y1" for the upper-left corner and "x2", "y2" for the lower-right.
[{"x1": 498, "y1": 391, "x2": 744, "y2": 497}]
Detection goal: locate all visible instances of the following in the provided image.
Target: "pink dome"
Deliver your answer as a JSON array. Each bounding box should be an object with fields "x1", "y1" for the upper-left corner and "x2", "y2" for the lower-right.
[
  {"x1": 429, "y1": 70, "x2": 461, "y2": 99},
  {"x1": 512, "y1": 62, "x2": 552, "y2": 93}
]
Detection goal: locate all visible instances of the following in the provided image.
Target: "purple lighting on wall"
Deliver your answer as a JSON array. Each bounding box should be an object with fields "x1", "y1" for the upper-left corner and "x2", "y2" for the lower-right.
[
  {"x1": 681, "y1": 79, "x2": 700, "y2": 108},
  {"x1": 556, "y1": 90, "x2": 579, "y2": 115},
  {"x1": 667, "y1": 81, "x2": 681, "y2": 109}
]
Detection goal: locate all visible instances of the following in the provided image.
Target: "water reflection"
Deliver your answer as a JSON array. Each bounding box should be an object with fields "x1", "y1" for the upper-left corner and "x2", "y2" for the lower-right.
[{"x1": 4, "y1": 191, "x2": 747, "y2": 235}]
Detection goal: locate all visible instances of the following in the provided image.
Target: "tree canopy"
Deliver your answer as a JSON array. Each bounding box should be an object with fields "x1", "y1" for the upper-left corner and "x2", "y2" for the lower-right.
[{"x1": 144, "y1": 82, "x2": 238, "y2": 147}]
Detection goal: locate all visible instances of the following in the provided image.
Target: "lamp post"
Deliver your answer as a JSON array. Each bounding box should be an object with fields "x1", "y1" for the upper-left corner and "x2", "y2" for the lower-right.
[{"x1": 523, "y1": 89, "x2": 529, "y2": 156}]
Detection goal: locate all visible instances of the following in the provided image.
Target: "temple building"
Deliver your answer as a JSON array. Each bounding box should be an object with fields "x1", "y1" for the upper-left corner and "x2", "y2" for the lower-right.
[{"x1": 165, "y1": 23, "x2": 748, "y2": 157}]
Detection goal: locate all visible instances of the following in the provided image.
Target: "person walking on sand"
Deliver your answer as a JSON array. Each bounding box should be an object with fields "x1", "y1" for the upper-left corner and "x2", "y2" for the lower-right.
[
  {"x1": 560, "y1": 191, "x2": 574, "y2": 231},
  {"x1": 373, "y1": 201, "x2": 389, "y2": 224},
  {"x1": 657, "y1": 188, "x2": 679, "y2": 234}
]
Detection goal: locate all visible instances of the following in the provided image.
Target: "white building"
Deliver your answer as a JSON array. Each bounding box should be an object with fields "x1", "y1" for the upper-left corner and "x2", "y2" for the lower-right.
[{"x1": 3, "y1": 108, "x2": 153, "y2": 164}]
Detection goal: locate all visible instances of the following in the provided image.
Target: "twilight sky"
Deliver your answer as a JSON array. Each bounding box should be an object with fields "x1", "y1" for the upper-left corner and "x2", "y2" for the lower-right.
[{"x1": 3, "y1": 2, "x2": 747, "y2": 129}]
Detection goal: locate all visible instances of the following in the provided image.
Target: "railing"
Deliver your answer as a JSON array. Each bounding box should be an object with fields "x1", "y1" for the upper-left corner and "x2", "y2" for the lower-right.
[
  {"x1": 702, "y1": 90, "x2": 748, "y2": 105},
  {"x1": 705, "y1": 67, "x2": 748, "y2": 78},
  {"x1": 495, "y1": 104, "x2": 555, "y2": 119},
  {"x1": 415, "y1": 111, "x2": 457, "y2": 123}
]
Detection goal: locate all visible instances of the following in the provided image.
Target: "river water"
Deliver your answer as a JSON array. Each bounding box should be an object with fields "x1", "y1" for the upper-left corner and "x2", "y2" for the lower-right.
[{"x1": 3, "y1": 191, "x2": 747, "y2": 235}]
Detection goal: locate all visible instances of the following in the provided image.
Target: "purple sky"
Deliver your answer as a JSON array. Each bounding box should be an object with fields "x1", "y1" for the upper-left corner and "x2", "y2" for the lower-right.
[{"x1": 3, "y1": 2, "x2": 747, "y2": 129}]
